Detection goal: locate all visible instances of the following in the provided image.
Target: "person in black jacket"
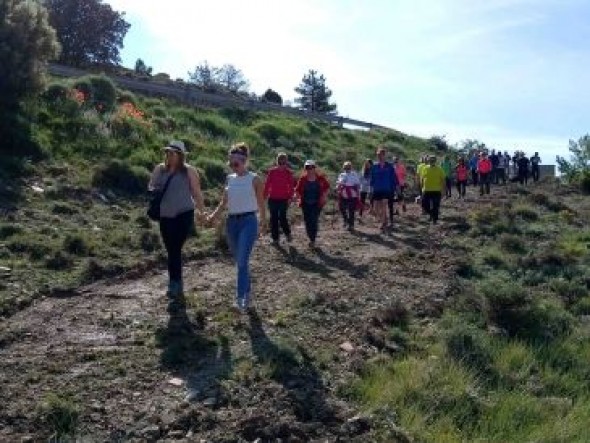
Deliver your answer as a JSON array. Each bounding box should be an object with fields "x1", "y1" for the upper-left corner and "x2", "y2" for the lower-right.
[{"x1": 517, "y1": 152, "x2": 530, "y2": 185}]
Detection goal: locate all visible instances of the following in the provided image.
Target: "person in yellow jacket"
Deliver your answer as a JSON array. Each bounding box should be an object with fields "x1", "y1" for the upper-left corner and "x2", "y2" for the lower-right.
[
  {"x1": 416, "y1": 154, "x2": 428, "y2": 214},
  {"x1": 420, "y1": 155, "x2": 446, "y2": 224}
]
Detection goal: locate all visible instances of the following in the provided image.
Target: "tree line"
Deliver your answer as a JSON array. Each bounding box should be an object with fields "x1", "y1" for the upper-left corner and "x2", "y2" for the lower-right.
[{"x1": 14, "y1": 0, "x2": 336, "y2": 114}]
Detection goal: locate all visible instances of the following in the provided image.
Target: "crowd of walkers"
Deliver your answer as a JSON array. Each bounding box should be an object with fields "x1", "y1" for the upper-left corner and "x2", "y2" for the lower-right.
[{"x1": 149, "y1": 140, "x2": 543, "y2": 313}]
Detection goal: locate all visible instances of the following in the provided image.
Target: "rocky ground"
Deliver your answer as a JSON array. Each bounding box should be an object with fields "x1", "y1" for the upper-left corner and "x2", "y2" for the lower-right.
[{"x1": 0, "y1": 192, "x2": 479, "y2": 442}]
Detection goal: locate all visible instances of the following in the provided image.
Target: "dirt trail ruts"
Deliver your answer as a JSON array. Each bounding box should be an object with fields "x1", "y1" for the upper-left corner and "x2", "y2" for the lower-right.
[{"x1": 0, "y1": 196, "x2": 475, "y2": 442}]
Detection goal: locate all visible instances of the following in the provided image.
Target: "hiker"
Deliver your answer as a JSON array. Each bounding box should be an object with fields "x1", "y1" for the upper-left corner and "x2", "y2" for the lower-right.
[
  {"x1": 264, "y1": 152, "x2": 294, "y2": 246},
  {"x1": 455, "y1": 157, "x2": 469, "y2": 198},
  {"x1": 512, "y1": 151, "x2": 520, "y2": 178},
  {"x1": 416, "y1": 154, "x2": 428, "y2": 213},
  {"x1": 421, "y1": 155, "x2": 445, "y2": 224},
  {"x1": 469, "y1": 152, "x2": 479, "y2": 186},
  {"x1": 517, "y1": 152, "x2": 530, "y2": 185},
  {"x1": 503, "y1": 151, "x2": 512, "y2": 180},
  {"x1": 393, "y1": 157, "x2": 407, "y2": 213},
  {"x1": 531, "y1": 152, "x2": 542, "y2": 182},
  {"x1": 477, "y1": 152, "x2": 492, "y2": 195},
  {"x1": 441, "y1": 155, "x2": 453, "y2": 198},
  {"x1": 149, "y1": 140, "x2": 206, "y2": 301},
  {"x1": 208, "y1": 143, "x2": 267, "y2": 313},
  {"x1": 337, "y1": 161, "x2": 361, "y2": 230},
  {"x1": 359, "y1": 159, "x2": 373, "y2": 218},
  {"x1": 497, "y1": 151, "x2": 508, "y2": 184},
  {"x1": 371, "y1": 147, "x2": 398, "y2": 231},
  {"x1": 490, "y1": 150, "x2": 500, "y2": 184},
  {"x1": 294, "y1": 160, "x2": 330, "y2": 248}
]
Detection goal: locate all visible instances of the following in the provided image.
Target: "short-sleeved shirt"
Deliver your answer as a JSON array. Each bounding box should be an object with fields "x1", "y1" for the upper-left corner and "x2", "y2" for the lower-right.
[{"x1": 422, "y1": 165, "x2": 445, "y2": 192}]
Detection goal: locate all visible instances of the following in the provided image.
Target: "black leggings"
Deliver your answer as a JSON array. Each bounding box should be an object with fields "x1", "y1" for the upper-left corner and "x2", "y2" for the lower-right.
[
  {"x1": 302, "y1": 203, "x2": 321, "y2": 242},
  {"x1": 159, "y1": 210, "x2": 194, "y2": 282},
  {"x1": 268, "y1": 199, "x2": 291, "y2": 241},
  {"x1": 423, "y1": 191, "x2": 442, "y2": 222},
  {"x1": 340, "y1": 198, "x2": 356, "y2": 228}
]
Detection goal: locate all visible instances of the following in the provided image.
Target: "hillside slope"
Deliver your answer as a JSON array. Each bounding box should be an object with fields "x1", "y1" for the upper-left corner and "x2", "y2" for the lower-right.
[{"x1": 2, "y1": 180, "x2": 589, "y2": 442}]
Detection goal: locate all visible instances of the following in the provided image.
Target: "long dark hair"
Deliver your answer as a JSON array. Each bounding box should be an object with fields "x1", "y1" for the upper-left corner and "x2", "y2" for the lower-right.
[{"x1": 362, "y1": 159, "x2": 373, "y2": 177}]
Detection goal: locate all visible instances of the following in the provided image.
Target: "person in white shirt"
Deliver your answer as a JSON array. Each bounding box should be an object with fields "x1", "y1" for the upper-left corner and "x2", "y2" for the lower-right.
[
  {"x1": 337, "y1": 161, "x2": 361, "y2": 230},
  {"x1": 208, "y1": 143, "x2": 267, "y2": 313}
]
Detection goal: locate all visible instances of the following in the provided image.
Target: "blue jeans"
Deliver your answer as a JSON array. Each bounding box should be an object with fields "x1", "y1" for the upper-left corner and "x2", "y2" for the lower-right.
[{"x1": 226, "y1": 213, "x2": 258, "y2": 306}]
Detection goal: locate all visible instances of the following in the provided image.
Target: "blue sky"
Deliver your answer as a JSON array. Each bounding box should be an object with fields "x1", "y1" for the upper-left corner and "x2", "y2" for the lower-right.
[{"x1": 106, "y1": 0, "x2": 589, "y2": 163}]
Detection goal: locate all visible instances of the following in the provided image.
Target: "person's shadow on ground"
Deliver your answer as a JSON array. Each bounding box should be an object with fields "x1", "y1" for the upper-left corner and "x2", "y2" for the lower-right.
[
  {"x1": 247, "y1": 310, "x2": 337, "y2": 425},
  {"x1": 155, "y1": 299, "x2": 233, "y2": 405}
]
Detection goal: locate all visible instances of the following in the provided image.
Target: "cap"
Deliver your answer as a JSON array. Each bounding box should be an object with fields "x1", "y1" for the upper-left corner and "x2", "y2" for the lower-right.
[
  {"x1": 304, "y1": 160, "x2": 316, "y2": 167},
  {"x1": 164, "y1": 140, "x2": 186, "y2": 153}
]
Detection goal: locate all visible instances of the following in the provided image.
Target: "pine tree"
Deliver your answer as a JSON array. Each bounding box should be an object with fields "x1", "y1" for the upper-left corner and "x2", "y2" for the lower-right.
[{"x1": 294, "y1": 69, "x2": 337, "y2": 114}]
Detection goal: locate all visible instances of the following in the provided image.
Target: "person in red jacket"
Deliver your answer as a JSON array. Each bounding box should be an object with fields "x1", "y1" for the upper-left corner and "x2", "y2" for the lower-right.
[
  {"x1": 455, "y1": 157, "x2": 469, "y2": 198},
  {"x1": 477, "y1": 152, "x2": 492, "y2": 196},
  {"x1": 264, "y1": 153, "x2": 295, "y2": 245},
  {"x1": 294, "y1": 160, "x2": 330, "y2": 248}
]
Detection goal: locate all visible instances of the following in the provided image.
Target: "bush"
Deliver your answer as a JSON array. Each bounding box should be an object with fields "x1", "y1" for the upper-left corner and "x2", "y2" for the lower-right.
[
  {"x1": 43, "y1": 83, "x2": 69, "y2": 103},
  {"x1": 192, "y1": 114, "x2": 231, "y2": 138},
  {"x1": 63, "y1": 234, "x2": 90, "y2": 256},
  {"x1": 572, "y1": 297, "x2": 590, "y2": 315},
  {"x1": 445, "y1": 323, "x2": 494, "y2": 375},
  {"x1": 140, "y1": 231, "x2": 160, "y2": 252},
  {"x1": 117, "y1": 90, "x2": 138, "y2": 106},
  {"x1": 87, "y1": 75, "x2": 117, "y2": 113},
  {"x1": 512, "y1": 205, "x2": 539, "y2": 222},
  {"x1": 150, "y1": 106, "x2": 167, "y2": 118},
  {"x1": 580, "y1": 171, "x2": 590, "y2": 195},
  {"x1": 51, "y1": 202, "x2": 79, "y2": 216},
  {"x1": 45, "y1": 250, "x2": 73, "y2": 270},
  {"x1": 480, "y1": 280, "x2": 529, "y2": 332},
  {"x1": 72, "y1": 78, "x2": 92, "y2": 98},
  {"x1": 482, "y1": 250, "x2": 508, "y2": 269},
  {"x1": 92, "y1": 160, "x2": 150, "y2": 196},
  {"x1": 550, "y1": 279, "x2": 588, "y2": 305},
  {"x1": 252, "y1": 120, "x2": 288, "y2": 145},
  {"x1": 195, "y1": 157, "x2": 227, "y2": 188},
  {"x1": 499, "y1": 234, "x2": 527, "y2": 254},
  {"x1": 0, "y1": 224, "x2": 23, "y2": 239},
  {"x1": 38, "y1": 393, "x2": 79, "y2": 438}
]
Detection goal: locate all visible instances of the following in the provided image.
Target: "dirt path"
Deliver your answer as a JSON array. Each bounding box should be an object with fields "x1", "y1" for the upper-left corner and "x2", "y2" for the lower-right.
[{"x1": 0, "y1": 196, "x2": 473, "y2": 442}]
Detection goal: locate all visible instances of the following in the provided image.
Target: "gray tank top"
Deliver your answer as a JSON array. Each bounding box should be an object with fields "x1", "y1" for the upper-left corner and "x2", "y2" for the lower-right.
[{"x1": 153, "y1": 166, "x2": 195, "y2": 218}]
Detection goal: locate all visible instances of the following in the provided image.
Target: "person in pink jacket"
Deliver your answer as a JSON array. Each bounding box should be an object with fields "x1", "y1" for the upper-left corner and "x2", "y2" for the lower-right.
[{"x1": 393, "y1": 157, "x2": 407, "y2": 213}]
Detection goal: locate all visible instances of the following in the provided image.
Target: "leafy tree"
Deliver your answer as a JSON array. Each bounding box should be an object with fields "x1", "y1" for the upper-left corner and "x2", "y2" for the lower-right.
[
  {"x1": 429, "y1": 135, "x2": 449, "y2": 151},
  {"x1": 46, "y1": 0, "x2": 130, "y2": 66},
  {"x1": 294, "y1": 69, "x2": 337, "y2": 114},
  {"x1": 262, "y1": 88, "x2": 282, "y2": 105},
  {"x1": 188, "y1": 61, "x2": 249, "y2": 94},
  {"x1": 187, "y1": 61, "x2": 218, "y2": 93},
  {"x1": 458, "y1": 139, "x2": 487, "y2": 155},
  {"x1": 557, "y1": 135, "x2": 590, "y2": 186},
  {"x1": 134, "y1": 58, "x2": 152, "y2": 76},
  {"x1": 0, "y1": 0, "x2": 60, "y2": 109},
  {"x1": 217, "y1": 64, "x2": 249, "y2": 94}
]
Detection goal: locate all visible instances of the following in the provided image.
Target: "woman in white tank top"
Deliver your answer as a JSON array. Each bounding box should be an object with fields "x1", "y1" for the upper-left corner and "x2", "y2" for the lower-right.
[{"x1": 208, "y1": 143, "x2": 267, "y2": 313}]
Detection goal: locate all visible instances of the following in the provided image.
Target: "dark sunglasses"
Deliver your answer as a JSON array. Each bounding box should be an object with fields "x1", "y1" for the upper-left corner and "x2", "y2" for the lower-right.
[{"x1": 305, "y1": 165, "x2": 316, "y2": 170}]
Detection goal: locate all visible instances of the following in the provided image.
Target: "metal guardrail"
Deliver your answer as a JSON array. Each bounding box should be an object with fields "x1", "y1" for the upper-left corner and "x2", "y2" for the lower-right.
[{"x1": 48, "y1": 64, "x2": 391, "y2": 130}]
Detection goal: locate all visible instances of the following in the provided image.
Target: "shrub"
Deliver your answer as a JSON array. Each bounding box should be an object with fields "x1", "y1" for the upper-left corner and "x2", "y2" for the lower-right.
[
  {"x1": 572, "y1": 297, "x2": 590, "y2": 315},
  {"x1": 580, "y1": 171, "x2": 590, "y2": 195},
  {"x1": 516, "y1": 299, "x2": 575, "y2": 343},
  {"x1": 91, "y1": 160, "x2": 150, "y2": 196},
  {"x1": 51, "y1": 202, "x2": 79, "y2": 216},
  {"x1": 117, "y1": 90, "x2": 138, "y2": 105},
  {"x1": 72, "y1": 78, "x2": 92, "y2": 98},
  {"x1": 192, "y1": 114, "x2": 231, "y2": 138},
  {"x1": 252, "y1": 120, "x2": 288, "y2": 145},
  {"x1": 63, "y1": 234, "x2": 90, "y2": 256},
  {"x1": 45, "y1": 250, "x2": 73, "y2": 270},
  {"x1": 374, "y1": 300, "x2": 411, "y2": 330},
  {"x1": 150, "y1": 106, "x2": 167, "y2": 118},
  {"x1": 499, "y1": 234, "x2": 526, "y2": 254},
  {"x1": 87, "y1": 75, "x2": 117, "y2": 113},
  {"x1": 445, "y1": 323, "x2": 494, "y2": 375},
  {"x1": 550, "y1": 279, "x2": 588, "y2": 305},
  {"x1": 38, "y1": 393, "x2": 79, "y2": 438},
  {"x1": 512, "y1": 205, "x2": 539, "y2": 222},
  {"x1": 195, "y1": 157, "x2": 227, "y2": 188},
  {"x1": 480, "y1": 280, "x2": 529, "y2": 331},
  {"x1": 140, "y1": 231, "x2": 160, "y2": 252},
  {"x1": 482, "y1": 249, "x2": 508, "y2": 269},
  {"x1": 529, "y1": 192, "x2": 569, "y2": 213},
  {"x1": 43, "y1": 83, "x2": 69, "y2": 103},
  {"x1": 0, "y1": 223, "x2": 23, "y2": 239}
]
